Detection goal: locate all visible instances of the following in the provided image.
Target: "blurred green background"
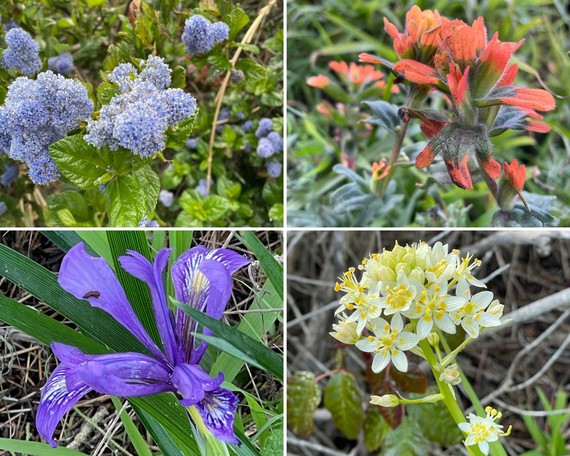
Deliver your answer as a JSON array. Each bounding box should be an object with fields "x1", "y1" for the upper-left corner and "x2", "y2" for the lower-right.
[{"x1": 287, "y1": 0, "x2": 570, "y2": 227}]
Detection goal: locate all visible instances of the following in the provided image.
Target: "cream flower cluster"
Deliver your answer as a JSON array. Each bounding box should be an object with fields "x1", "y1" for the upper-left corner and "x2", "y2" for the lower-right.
[{"x1": 330, "y1": 242, "x2": 504, "y2": 372}]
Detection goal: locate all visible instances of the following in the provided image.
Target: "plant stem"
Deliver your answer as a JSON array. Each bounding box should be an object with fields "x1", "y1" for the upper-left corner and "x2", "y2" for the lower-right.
[
  {"x1": 206, "y1": 0, "x2": 277, "y2": 194},
  {"x1": 419, "y1": 339, "x2": 483, "y2": 456},
  {"x1": 378, "y1": 117, "x2": 410, "y2": 196},
  {"x1": 439, "y1": 335, "x2": 508, "y2": 456}
]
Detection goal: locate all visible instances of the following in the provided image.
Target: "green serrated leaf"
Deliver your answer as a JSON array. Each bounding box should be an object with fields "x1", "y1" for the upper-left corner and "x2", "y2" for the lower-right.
[
  {"x1": 324, "y1": 371, "x2": 364, "y2": 440},
  {"x1": 287, "y1": 372, "x2": 321, "y2": 437},
  {"x1": 50, "y1": 135, "x2": 110, "y2": 188},
  {"x1": 230, "y1": 43, "x2": 260, "y2": 54},
  {"x1": 380, "y1": 417, "x2": 430, "y2": 456},
  {"x1": 363, "y1": 407, "x2": 390, "y2": 452},
  {"x1": 171, "y1": 66, "x2": 187, "y2": 89},
  {"x1": 166, "y1": 114, "x2": 197, "y2": 148},
  {"x1": 207, "y1": 55, "x2": 232, "y2": 72},
  {"x1": 225, "y1": 8, "x2": 249, "y2": 41},
  {"x1": 50, "y1": 135, "x2": 149, "y2": 189},
  {"x1": 97, "y1": 81, "x2": 118, "y2": 105},
  {"x1": 268, "y1": 204, "x2": 283, "y2": 224},
  {"x1": 46, "y1": 192, "x2": 93, "y2": 225},
  {"x1": 235, "y1": 58, "x2": 267, "y2": 80},
  {"x1": 106, "y1": 165, "x2": 159, "y2": 226}
]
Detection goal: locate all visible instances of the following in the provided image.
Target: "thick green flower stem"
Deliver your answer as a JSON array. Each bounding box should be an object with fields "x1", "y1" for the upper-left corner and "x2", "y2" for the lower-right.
[
  {"x1": 187, "y1": 406, "x2": 230, "y2": 456},
  {"x1": 418, "y1": 339, "x2": 484, "y2": 456},
  {"x1": 378, "y1": 117, "x2": 410, "y2": 196}
]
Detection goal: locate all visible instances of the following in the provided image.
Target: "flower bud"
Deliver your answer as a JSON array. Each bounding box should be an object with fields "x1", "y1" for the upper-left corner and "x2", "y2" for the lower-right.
[
  {"x1": 370, "y1": 394, "x2": 400, "y2": 408},
  {"x1": 427, "y1": 332, "x2": 440, "y2": 347},
  {"x1": 439, "y1": 363, "x2": 461, "y2": 385}
]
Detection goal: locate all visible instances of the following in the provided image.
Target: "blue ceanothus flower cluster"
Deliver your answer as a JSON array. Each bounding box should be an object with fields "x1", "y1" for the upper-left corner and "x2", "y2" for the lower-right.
[
  {"x1": 48, "y1": 52, "x2": 74, "y2": 75},
  {"x1": 84, "y1": 56, "x2": 197, "y2": 158},
  {"x1": 254, "y1": 118, "x2": 283, "y2": 177},
  {"x1": 0, "y1": 71, "x2": 93, "y2": 184},
  {"x1": 182, "y1": 15, "x2": 229, "y2": 56},
  {"x1": 1, "y1": 27, "x2": 42, "y2": 76}
]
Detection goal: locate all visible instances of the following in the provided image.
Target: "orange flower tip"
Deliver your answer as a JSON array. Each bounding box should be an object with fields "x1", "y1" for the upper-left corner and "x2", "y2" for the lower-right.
[
  {"x1": 481, "y1": 158, "x2": 501, "y2": 179},
  {"x1": 372, "y1": 158, "x2": 391, "y2": 180},
  {"x1": 526, "y1": 120, "x2": 551, "y2": 133},
  {"x1": 393, "y1": 60, "x2": 440, "y2": 85},
  {"x1": 359, "y1": 53, "x2": 383, "y2": 65},
  {"x1": 416, "y1": 146, "x2": 436, "y2": 168},
  {"x1": 503, "y1": 160, "x2": 526, "y2": 191},
  {"x1": 307, "y1": 75, "x2": 330, "y2": 89},
  {"x1": 498, "y1": 87, "x2": 556, "y2": 112},
  {"x1": 383, "y1": 17, "x2": 400, "y2": 40},
  {"x1": 445, "y1": 155, "x2": 473, "y2": 190}
]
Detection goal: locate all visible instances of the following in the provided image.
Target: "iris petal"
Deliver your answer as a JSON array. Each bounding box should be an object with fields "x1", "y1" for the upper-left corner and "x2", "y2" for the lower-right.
[
  {"x1": 195, "y1": 387, "x2": 240, "y2": 444},
  {"x1": 36, "y1": 364, "x2": 92, "y2": 448},
  {"x1": 58, "y1": 243, "x2": 164, "y2": 362},
  {"x1": 53, "y1": 342, "x2": 173, "y2": 397},
  {"x1": 172, "y1": 363, "x2": 224, "y2": 406},
  {"x1": 119, "y1": 248, "x2": 178, "y2": 365}
]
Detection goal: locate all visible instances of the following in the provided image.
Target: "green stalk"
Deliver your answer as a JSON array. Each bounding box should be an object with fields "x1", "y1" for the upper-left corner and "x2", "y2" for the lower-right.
[
  {"x1": 439, "y1": 335, "x2": 508, "y2": 456},
  {"x1": 419, "y1": 339, "x2": 483, "y2": 456}
]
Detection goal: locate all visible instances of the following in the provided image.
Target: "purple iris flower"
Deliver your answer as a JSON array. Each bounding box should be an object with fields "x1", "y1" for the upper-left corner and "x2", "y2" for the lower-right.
[{"x1": 36, "y1": 243, "x2": 250, "y2": 447}]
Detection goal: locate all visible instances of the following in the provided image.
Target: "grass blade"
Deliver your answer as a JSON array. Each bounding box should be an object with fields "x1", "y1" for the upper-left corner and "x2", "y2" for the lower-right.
[
  {"x1": 0, "y1": 439, "x2": 87, "y2": 455},
  {"x1": 106, "y1": 231, "x2": 161, "y2": 347},
  {"x1": 236, "y1": 231, "x2": 283, "y2": 300},
  {"x1": 111, "y1": 397, "x2": 152, "y2": 456},
  {"x1": 0, "y1": 294, "x2": 105, "y2": 353}
]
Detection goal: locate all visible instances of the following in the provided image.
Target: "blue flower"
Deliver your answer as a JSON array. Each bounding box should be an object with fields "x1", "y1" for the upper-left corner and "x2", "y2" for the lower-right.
[
  {"x1": 182, "y1": 15, "x2": 229, "y2": 56},
  {"x1": 139, "y1": 55, "x2": 172, "y2": 90},
  {"x1": 0, "y1": 201, "x2": 7, "y2": 215},
  {"x1": 2, "y1": 28, "x2": 42, "y2": 76},
  {"x1": 85, "y1": 56, "x2": 197, "y2": 158},
  {"x1": 242, "y1": 120, "x2": 252, "y2": 132},
  {"x1": 1, "y1": 71, "x2": 93, "y2": 184},
  {"x1": 255, "y1": 118, "x2": 273, "y2": 138},
  {"x1": 37, "y1": 243, "x2": 250, "y2": 447},
  {"x1": 186, "y1": 137, "x2": 198, "y2": 149},
  {"x1": 267, "y1": 131, "x2": 283, "y2": 152},
  {"x1": 210, "y1": 21, "x2": 229, "y2": 43},
  {"x1": 196, "y1": 178, "x2": 212, "y2": 196},
  {"x1": 231, "y1": 70, "x2": 245, "y2": 84},
  {"x1": 266, "y1": 161, "x2": 282, "y2": 178},
  {"x1": 48, "y1": 52, "x2": 74, "y2": 75},
  {"x1": 1, "y1": 164, "x2": 19, "y2": 186},
  {"x1": 159, "y1": 189, "x2": 174, "y2": 207},
  {"x1": 256, "y1": 137, "x2": 275, "y2": 158}
]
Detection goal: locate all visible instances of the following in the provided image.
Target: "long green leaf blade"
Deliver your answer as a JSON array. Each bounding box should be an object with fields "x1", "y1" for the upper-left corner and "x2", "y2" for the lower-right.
[
  {"x1": 236, "y1": 231, "x2": 283, "y2": 300},
  {"x1": 0, "y1": 295, "x2": 105, "y2": 353},
  {"x1": 0, "y1": 439, "x2": 88, "y2": 456},
  {"x1": 111, "y1": 397, "x2": 153, "y2": 456}
]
